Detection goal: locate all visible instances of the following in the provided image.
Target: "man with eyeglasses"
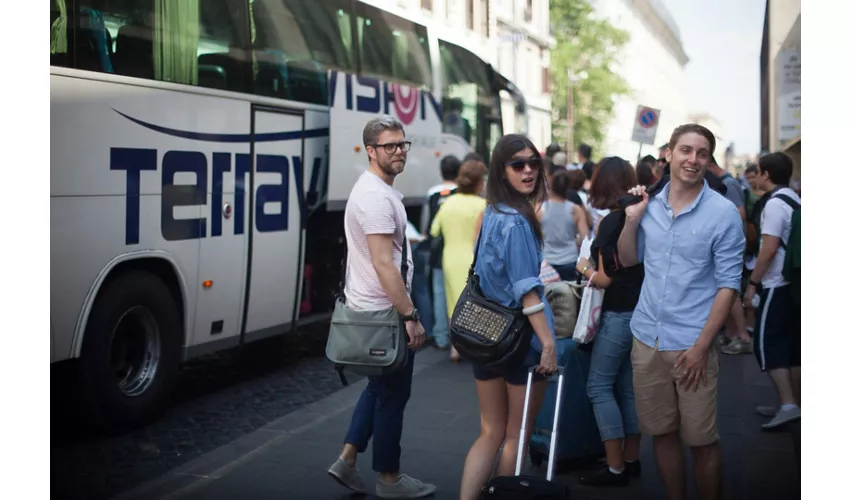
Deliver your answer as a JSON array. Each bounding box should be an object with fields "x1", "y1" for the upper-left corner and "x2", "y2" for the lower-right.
[{"x1": 327, "y1": 116, "x2": 436, "y2": 499}]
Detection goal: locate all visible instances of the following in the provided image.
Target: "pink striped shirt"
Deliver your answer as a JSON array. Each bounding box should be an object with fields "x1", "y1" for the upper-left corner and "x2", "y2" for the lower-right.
[{"x1": 343, "y1": 170, "x2": 414, "y2": 311}]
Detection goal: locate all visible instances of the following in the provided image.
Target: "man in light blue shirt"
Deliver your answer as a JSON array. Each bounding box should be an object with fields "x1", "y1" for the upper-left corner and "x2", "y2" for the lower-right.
[{"x1": 618, "y1": 124, "x2": 745, "y2": 500}]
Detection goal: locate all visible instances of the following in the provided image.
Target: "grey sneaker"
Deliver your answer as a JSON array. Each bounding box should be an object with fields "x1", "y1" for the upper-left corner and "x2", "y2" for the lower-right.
[
  {"x1": 376, "y1": 474, "x2": 437, "y2": 498},
  {"x1": 756, "y1": 405, "x2": 777, "y2": 417},
  {"x1": 328, "y1": 458, "x2": 367, "y2": 494},
  {"x1": 762, "y1": 406, "x2": 801, "y2": 430}
]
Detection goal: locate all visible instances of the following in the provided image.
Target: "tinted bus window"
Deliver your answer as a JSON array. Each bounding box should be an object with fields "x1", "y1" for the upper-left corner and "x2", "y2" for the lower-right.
[
  {"x1": 439, "y1": 40, "x2": 499, "y2": 159},
  {"x1": 252, "y1": 0, "x2": 355, "y2": 105},
  {"x1": 51, "y1": 0, "x2": 253, "y2": 94},
  {"x1": 356, "y1": 2, "x2": 432, "y2": 89}
]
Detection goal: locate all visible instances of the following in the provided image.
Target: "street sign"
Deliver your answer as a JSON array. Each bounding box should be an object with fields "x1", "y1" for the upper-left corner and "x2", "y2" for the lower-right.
[{"x1": 631, "y1": 105, "x2": 661, "y2": 145}]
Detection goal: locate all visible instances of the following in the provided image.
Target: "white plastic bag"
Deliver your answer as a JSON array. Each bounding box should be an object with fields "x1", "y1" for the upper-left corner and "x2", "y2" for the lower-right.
[{"x1": 573, "y1": 237, "x2": 604, "y2": 344}]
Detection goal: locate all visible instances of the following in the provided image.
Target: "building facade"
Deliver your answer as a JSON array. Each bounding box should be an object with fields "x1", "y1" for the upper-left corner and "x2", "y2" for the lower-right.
[
  {"x1": 381, "y1": 0, "x2": 554, "y2": 149},
  {"x1": 760, "y1": 0, "x2": 800, "y2": 179},
  {"x1": 587, "y1": 0, "x2": 689, "y2": 163}
]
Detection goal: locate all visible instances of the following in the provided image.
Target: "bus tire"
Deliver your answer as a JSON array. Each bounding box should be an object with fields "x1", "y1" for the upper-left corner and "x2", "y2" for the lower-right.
[{"x1": 79, "y1": 269, "x2": 182, "y2": 431}]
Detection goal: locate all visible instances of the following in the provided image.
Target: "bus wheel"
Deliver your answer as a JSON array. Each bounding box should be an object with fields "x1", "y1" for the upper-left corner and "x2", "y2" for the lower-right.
[{"x1": 79, "y1": 270, "x2": 182, "y2": 431}]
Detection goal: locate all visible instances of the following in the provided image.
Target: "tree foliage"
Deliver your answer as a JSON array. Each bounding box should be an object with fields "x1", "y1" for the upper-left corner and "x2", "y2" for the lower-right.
[{"x1": 549, "y1": 0, "x2": 630, "y2": 157}]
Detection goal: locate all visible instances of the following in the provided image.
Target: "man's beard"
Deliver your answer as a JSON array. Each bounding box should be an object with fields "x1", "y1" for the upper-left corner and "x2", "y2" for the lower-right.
[{"x1": 378, "y1": 157, "x2": 405, "y2": 177}]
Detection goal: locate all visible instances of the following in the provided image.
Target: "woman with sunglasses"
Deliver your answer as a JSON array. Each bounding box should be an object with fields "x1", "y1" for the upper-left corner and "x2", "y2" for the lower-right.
[{"x1": 459, "y1": 135, "x2": 559, "y2": 500}]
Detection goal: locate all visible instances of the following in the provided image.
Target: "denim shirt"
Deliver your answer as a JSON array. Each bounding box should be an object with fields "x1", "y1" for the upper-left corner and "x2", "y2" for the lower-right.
[
  {"x1": 631, "y1": 180, "x2": 746, "y2": 351},
  {"x1": 474, "y1": 204, "x2": 557, "y2": 352}
]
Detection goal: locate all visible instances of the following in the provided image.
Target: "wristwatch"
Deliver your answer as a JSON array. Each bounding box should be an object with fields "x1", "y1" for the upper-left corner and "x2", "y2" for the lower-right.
[{"x1": 401, "y1": 308, "x2": 420, "y2": 323}]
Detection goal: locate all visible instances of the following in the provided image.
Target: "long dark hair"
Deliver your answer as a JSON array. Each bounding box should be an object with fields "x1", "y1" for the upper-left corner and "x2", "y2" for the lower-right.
[
  {"x1": 588, "y1": 156, "x2": 637, "y2": 210},
  {"x1": 486, "y1": 134, "x2": 546, "y2": 240}
]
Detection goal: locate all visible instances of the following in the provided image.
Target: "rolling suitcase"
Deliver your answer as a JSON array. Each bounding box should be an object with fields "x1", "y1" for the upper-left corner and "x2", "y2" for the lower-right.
[
  {"x1": 529, "y1": 338, "x2": 604, "y2": 468},
  {"x1": 479, "y1": 366, "x2": 569, "y2": 499}
]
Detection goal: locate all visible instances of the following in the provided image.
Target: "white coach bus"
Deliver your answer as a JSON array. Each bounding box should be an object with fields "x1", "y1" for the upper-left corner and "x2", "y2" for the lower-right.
[{"x1": 50, "y1": 0, "x2": 527, "y2": 428}]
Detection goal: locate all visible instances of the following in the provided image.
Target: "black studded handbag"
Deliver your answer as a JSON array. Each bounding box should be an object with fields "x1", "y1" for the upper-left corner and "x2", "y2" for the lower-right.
[{"x1": 450, "y1": 232, "x2": 534, "y2": 371}]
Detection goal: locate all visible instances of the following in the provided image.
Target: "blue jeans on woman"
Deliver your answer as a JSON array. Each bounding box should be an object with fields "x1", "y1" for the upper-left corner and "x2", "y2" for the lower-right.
[{"x1": 586, "y1": 310, "x2": 640, "y2": 441}]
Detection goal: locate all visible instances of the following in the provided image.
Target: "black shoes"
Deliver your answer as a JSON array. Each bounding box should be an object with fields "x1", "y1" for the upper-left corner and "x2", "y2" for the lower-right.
[
  {"x1": 578, "y1": 460, "x2": 641, "y2": 487},
  {"x1": 625, "y1": 459, "x2": 642, "y2": 478}
]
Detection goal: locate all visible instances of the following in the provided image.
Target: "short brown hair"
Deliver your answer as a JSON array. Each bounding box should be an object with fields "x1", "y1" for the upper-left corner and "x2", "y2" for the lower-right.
[
  {"x1": 550, "y1": 169, "x2": 572, "y2": 199},
  {"x1": 588, "y1": 156, "x2": 637, "y2": 210},
  {"x1": 455, "y1": 159, "x2": 487, "y2": 194},
  {"x1": 668, "y1": 123, "x2": 716, "y2": 155},
  {"x1": 565, "y1": 168, "x2": 586, "y2": 191}
]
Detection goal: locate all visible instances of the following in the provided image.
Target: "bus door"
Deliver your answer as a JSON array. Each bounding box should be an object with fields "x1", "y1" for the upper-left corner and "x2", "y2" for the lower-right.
[{"x1": 241, "y1": 105, "x2": 306, "y2": 340}]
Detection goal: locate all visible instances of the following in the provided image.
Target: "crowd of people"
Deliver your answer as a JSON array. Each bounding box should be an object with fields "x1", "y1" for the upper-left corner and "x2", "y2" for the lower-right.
[{"x1": 326, "y1": 115, "x2": 801, "y2": 499}]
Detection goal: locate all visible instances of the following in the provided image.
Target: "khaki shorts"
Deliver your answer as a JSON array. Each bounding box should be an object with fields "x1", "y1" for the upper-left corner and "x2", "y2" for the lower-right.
[{"x1": 631, "y1": 337, "x2": 719, "y2": 447}]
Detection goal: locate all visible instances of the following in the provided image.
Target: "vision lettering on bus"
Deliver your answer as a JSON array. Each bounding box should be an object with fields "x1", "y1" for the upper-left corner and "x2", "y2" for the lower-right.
[
  {"x1": 327, "y1": 71, "x2": 442, "y2": 123},
  {"x1": 110, "y1": 147, "x2": 320, "y2": 245}
]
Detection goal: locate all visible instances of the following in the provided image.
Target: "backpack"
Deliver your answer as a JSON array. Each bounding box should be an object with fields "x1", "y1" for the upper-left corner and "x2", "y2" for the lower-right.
[
  {"x1": 426, "y1": 187, "x2": 456, "y2": 269},
  {"x1": 773, "y1": 194, "x2": 801, "y2": 306}
]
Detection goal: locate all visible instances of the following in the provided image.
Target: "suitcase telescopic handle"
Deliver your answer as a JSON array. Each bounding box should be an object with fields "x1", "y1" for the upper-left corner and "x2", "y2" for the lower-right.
[{"x1": 516, "y1": 365, "x2": 565, "y2": 481}]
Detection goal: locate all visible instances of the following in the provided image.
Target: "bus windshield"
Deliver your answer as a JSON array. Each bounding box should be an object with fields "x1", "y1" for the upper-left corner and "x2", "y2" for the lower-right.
[{"x1": 438, "y1": 40, "x2": 501, "y2": 162}]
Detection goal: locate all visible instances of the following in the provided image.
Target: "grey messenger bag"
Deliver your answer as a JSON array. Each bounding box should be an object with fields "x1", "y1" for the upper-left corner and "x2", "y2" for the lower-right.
[{"x1": 325, "y1": 236, "x2": 409, "y2": 385}]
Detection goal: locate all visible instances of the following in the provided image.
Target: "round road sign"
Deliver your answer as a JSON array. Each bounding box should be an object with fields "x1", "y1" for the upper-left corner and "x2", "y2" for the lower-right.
[{"x1": 639, "y1": 108, "x2": 657, "y2": 128}]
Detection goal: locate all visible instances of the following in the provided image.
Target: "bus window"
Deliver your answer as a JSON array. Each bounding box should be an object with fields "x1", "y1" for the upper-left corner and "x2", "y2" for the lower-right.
[
  {"x1": 50, "y1": 0, "x2": 71, "y2": 68},
  {"x1": 355, "y1": 2, "x2": 432, "y2": 89},
  {"x1": 439, "y1": 40, "x2": 499, "y2": 160},
  {"x1": 53, "y1": 0, "x2": 253, "y2": 94},
  {"x1": 251, "y1": 0, "x2": 355, "y2": 105}
]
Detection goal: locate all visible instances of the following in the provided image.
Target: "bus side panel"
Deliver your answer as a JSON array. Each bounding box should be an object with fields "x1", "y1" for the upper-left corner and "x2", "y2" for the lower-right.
[
  {"x1": 326, "y1": 70, "x2": 443, "y2": 206},
  {"x1": 242, "y1": 108, "x2": 308, "y2": 336},
  {"x1": 51, "y1": 73, "x2": 261, "y2": 361}
]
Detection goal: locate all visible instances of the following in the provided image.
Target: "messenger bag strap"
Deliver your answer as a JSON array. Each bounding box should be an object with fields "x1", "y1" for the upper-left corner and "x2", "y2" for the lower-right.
[
  {"x1": 468, "y1": 213, "x2": 485, "y2": 279},
  {"x1": 400, "y1": 235, "x2": 409, "y2": 291}
]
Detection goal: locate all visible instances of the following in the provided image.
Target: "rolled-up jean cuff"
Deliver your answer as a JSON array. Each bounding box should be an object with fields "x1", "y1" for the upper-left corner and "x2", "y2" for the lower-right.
[{"x1": 597, "y1": 425, "x2": 625, "y2": 442}]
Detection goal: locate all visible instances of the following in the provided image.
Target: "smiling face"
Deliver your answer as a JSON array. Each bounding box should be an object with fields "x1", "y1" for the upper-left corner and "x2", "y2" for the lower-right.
[
  {"x1": 504, "y1": 147, "x2": 542, "y2": 196},
  {"x1": 666, "y1": 132, "x2": 712, "y2": 188}
]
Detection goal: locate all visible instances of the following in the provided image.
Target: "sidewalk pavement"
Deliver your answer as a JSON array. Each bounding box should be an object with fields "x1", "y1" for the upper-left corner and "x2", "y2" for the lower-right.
[{"x1": 117, "y1": 347, "x2": 800, "y2": 500}]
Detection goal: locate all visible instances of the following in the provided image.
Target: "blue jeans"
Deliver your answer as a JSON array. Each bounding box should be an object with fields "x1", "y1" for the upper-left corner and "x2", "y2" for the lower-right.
[
  {"x1": 586, "y1": 311, "x2": 640, "y2": 441},
  {"x1": 431, "y1": 268, "x2": 450, "y2": 348},
  {"x1": 344, "y1": 351, "x2": 416, "y2": 473},
  {"x1": 410, "y1": 242, "x2": 434, "y2": 336}
]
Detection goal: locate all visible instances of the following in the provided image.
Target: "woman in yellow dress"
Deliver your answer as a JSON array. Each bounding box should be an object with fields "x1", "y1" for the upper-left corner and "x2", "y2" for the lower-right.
[{"x1": 429, "y1": 158, "x2": 487, "y2": 361}]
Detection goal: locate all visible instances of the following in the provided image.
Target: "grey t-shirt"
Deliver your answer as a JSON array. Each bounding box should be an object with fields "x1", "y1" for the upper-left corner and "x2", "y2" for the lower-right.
[
  {"x1": 720, "y1": 174, "x2": 745, "y2": 208},
  {"x1": 541, "y1": 200, "x2": 579, "y2": 266}
]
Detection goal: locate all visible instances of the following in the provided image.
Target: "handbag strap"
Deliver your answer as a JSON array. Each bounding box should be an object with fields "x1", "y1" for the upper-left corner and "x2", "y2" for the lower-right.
[
  {"x1": 468, "y1": 227, "x2": 483, "y2": 279},
  {"x1": 338, "y1": 232, "x2": 409, "y2": 304}
]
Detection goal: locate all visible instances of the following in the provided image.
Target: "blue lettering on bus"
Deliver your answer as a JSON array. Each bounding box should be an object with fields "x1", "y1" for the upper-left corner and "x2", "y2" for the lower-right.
[
  {"x1": 111, "y1": 147, "x2": 321, "y2": 245},
  {"x1": 326, "y1": 70, "x2": 442, "y2": 121}
]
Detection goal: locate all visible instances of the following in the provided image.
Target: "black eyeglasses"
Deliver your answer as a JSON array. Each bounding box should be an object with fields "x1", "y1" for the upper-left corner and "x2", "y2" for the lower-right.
[
  {"x1": 506, "y1": 157, "x2": 542, "y2": 172},
  {"x1": 372, "y1": 141, "x2": 412, "y2": 154}
]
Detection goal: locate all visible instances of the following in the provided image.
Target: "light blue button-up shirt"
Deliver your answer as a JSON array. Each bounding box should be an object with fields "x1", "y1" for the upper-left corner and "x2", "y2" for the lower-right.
[{"x1": 631, "y1": 180, "x2": 746, "y2": 351}]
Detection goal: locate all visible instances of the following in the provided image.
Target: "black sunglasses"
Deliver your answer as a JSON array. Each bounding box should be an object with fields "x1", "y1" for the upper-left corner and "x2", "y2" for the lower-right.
[
  {"x1": 506, "y1": 157, "x2": 542, "y2": 172},
  {"x1": 372, "y1": 141, "x2": 412, "y2": 154}
]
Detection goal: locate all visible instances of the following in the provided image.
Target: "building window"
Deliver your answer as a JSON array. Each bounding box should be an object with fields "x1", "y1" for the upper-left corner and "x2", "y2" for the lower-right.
[
  {"x1": 525, "y1": 0, "x2": 533, "y2": 23},
  {"x1": 480, "y1": 0, "x2": 489, "y2": 36},
  {"x1": 467, "y1": 0, "x2": 474, "y2": 30},
  {"x1": 542, "y1": 67, "x2": 550, "y2": 94},
  {"x1": 421, "y1": 0, "x2": 432, "y2": 11}
]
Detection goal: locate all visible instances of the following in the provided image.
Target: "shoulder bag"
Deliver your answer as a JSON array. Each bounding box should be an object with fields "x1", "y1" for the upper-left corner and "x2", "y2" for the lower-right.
[
  {"x1": 450, "y1": 228, "x2": 533, "y2": 371},
  {"x1": 325, "y1": 236, "x2": 409, "y2": 385}
]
